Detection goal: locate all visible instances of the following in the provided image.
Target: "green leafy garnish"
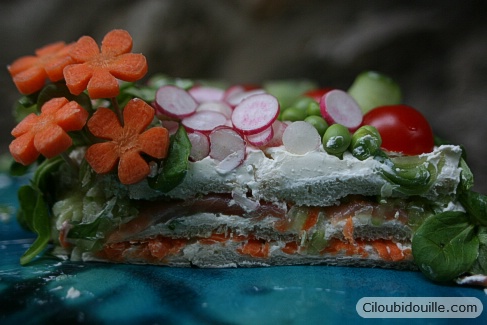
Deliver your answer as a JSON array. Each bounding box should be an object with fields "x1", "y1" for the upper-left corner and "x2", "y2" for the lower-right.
[
  {"x1": 460, "y1": 190, "x2": 487, "y2": 227},
  {"x1": 19, "y1": 190, "x2": 52, "y2": 265},
  {"x1": 149, "y1": 125, "x2": 191, "y2": 192},
  {"x1": 13, "y1": 93, "x2": 38, "y2": 123},
  {"x1": 470, "y1": 228, "x2": 487, "y2": 275},
  {"x1": 17, "y1": 156, "x2": 64, "y2": 265},
  {"x1": 412, "y1": 211, "x2": 479, "y2": 282},
  {"x1": 37, "y1": 82, "x2": 93, "y2": 113}
]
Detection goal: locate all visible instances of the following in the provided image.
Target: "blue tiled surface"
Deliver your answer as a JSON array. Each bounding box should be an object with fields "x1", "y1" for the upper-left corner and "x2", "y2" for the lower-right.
[{"x1": 1, "y1": 174, "x2": 486, "y2": 325}]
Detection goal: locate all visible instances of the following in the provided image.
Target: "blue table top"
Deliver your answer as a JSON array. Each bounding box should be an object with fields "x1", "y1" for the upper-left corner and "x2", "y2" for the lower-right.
[{"x1": 1, "y1": 173, "x2": 486, "y2": 325}]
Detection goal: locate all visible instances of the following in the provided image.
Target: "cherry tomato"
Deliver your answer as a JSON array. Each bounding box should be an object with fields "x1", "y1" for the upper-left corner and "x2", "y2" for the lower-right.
[
  {"x1": 303, "y1": 88, "x2": 333, "y2": 103},
  {"x1": 362, "y1": 104, "x2": 434, "y2": 155}
]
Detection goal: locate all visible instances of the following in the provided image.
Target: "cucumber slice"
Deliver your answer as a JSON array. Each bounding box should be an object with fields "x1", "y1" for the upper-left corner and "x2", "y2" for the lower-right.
[{"x1": 347, "y1": 71, "x2": 402, "y2": 114}]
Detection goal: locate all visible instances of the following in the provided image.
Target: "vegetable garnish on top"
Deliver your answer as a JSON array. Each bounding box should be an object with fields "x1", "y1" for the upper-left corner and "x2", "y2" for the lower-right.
[{"x1": 6, "y1": 29, "x2": 487, "y2": 288}]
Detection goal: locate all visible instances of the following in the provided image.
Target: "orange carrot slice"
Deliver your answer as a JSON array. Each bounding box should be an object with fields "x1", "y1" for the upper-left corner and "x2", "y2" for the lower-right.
[
  {"x1": 8, "y1": 42, "x2": 74, "y2": 94},
  {"x1": 9, "y1": 97, "x2": 88, "y2": 165},
  {"x1": 100, "y1": 29, "x2": 133, "y2": 56},
  {"x1": 85, "y1": 98, "x2": 170, "y2": 184},
  {"x1": 64, "y1": 29, "x2": 147, "y2": 99},
  {"x1": 86, "y1": 68, "x2": 120, "y2": 99},
  {"x1": 63, "y1": 63, "x2": 93, "y2": 96}
]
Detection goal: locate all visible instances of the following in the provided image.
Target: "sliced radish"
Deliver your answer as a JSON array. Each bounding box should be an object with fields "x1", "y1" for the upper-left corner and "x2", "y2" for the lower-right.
[
  {"x1": 246, "y1": 125, "x2": 274, "y2": 147},
  {"x1": 209, "y1": 127, "x2": 246, "y2": 172},
  {"x1": 282, "y1": 121, "x2": 321, "y2": 155},
  {"x1": 155, "y1": 85, "x2": 198, "y2": 119},
  {"x1": 189, "y1": 86, "x2": 225, "y2": 103},
  {"x1": 225, "y1": 88, "x2": 266, "y2": 107},
  {"x1": 265, "y1": 120, "x2": 288, "y2": 147},
  {"x1": 196, "y1": 101, "x2": 233, "y2": 119},
  {"x1": 231, "y1": 93, "x2": 279, "y2": 135},
  {"x1": 160, "y1": 120, "x2": 180, "y2": 136},
  {"x1": 187, "y1": 131, "x2": 210, "y2": 161},
  {"x1": 320, "y1": 89, "x2": 363, "y2": 131},
  {"x1": 181, "y1": 111, "x2": 228, "y2": 133},
  {"x1": 222, "y1": 85, "x2": 245, "y2": 102},
  {"x1": 232, "y1": 190, "x2": 260, "y2": 212},
  {"x1": 216, "y1": 150, "x2": 246, "y2": 174}
]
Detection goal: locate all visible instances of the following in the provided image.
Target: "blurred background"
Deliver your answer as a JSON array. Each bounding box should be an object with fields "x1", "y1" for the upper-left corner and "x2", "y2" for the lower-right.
[{"x1": 1, "y1": 0, "x2": 486, "y2": 192}]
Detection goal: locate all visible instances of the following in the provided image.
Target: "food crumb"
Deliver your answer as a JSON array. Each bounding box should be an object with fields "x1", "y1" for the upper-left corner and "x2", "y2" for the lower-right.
[{"x1": 66, "y1": 287, "x2": 81, "y2": 299}]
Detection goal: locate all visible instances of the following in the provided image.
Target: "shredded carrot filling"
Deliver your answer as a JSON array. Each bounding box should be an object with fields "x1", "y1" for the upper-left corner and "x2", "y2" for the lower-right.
[
  {"x1": 342, "y1": 216, "x2": 355, "y2": 244},
  {"x1": 100, "y1": 237, "x2": 188, "y2": 262},
  {"x1": 371, "y1": 239, "x2": 406, "y2": 262},
  {"x1": 237, "y1": 237, "x2": 270, "y2": 259},
  {"x1": 281, "y1": 241, "x2": 300, "y2": 255},
  {"x1": 302, "y1": 207, "x2": 320, "y2": 231},
  {"x1": 98, "y1": 233, "x2": 410, "y2": 263},
  {"x1": 322, "y1": 238, "x2": 369, "y2": 258},
  {"x1": 147, "y1": 237, "x2": 187, "y2": 260}
]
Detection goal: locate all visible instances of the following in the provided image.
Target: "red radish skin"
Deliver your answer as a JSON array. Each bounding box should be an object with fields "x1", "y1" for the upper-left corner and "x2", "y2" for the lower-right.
[
  {"x1": 216, "y1": 149, "x2": 245, "y2": 173},
  {"x1": 187, "y1": 131, "x2": 210, "y2": 161},
  {"x1": 320, "y1": 89, "x2": 363, "y2": 131},
  {"x1": 304, "y1": 88, "x2": 333, "y2": 102},
  {"x1": 225, "y1": 88, "x2": 266, "y2": 107},
  {"x1": 231, "y1": 93, "x2": 280, "y2": 135},
  {"x1": 223, "y1": 85, "x2": 245, "y2": 103},
  {"x1": 246, "y1": 125, "x2": 274, "y2": 147},
  {"x1": 265, "y1": 120, "x2": 288, "y2": 147},
  {"x1": 196, "y1": 101, "x2": 233, "y2": 119},
  {"x1": 182, "y1": 111, "x2": 228, "y2": 133},
  {"x1": 160, "y1": 120, "x2": 180, "y2": 136},
  {"x1": 208, "y1": 126, "x2": 246, "y2": 161},
  {"x1": 209, "y1": 126, "x2": 246, "y2": 172},
  {"x1": 155, "y1": 85, "x2": 198, "y2": 119},
  {"x1": 189, "y1": 86, "x2": 225, "y2": 103}
]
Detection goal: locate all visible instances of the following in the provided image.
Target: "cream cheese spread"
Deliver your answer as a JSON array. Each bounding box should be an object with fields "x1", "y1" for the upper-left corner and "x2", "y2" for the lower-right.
[{"x1": 128, "y1": 144, "x2": 463, "y2": 207}]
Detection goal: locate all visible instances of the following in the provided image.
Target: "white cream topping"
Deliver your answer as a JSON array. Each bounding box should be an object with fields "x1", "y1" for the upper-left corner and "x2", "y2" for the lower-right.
[{"x1": 128, "y1": 144, "x2": 463, "y2": 207}]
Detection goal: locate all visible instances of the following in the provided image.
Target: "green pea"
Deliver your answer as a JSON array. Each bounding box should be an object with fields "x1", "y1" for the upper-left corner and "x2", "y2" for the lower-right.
[
  {"x1": 293, "y1": 97, "x2": 317, "y2": 111},
  {"x1": 350, "y1": 125, "x2": 382, "y2": 160},
  {"x1": 306, "y1": 101, "x2": 321, "y2": 116},
  {"x1": 304, "y1": 115, "x2": 328, "y2": 136},
  {"x1": 322, "y1": 124, "x2": 351, "y2": 157},
  {"x1": 280, "y1": 107, "x2": 308, "y2": 121}
]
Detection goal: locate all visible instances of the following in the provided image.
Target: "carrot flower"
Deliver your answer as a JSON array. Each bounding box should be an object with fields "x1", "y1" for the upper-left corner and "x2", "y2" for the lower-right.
[
  {"x1": 9, "y1": 97, "x2": 89, "y2": 165},
  {"x1": 85, "y1": 98, "x2": 169, "y2": 185},
  {"x1": 64, "y1": 29, "x2": 148, "y2": 99},
  {"x1": 8, "y1": 42, "x2": 74, "y2": 95}
]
